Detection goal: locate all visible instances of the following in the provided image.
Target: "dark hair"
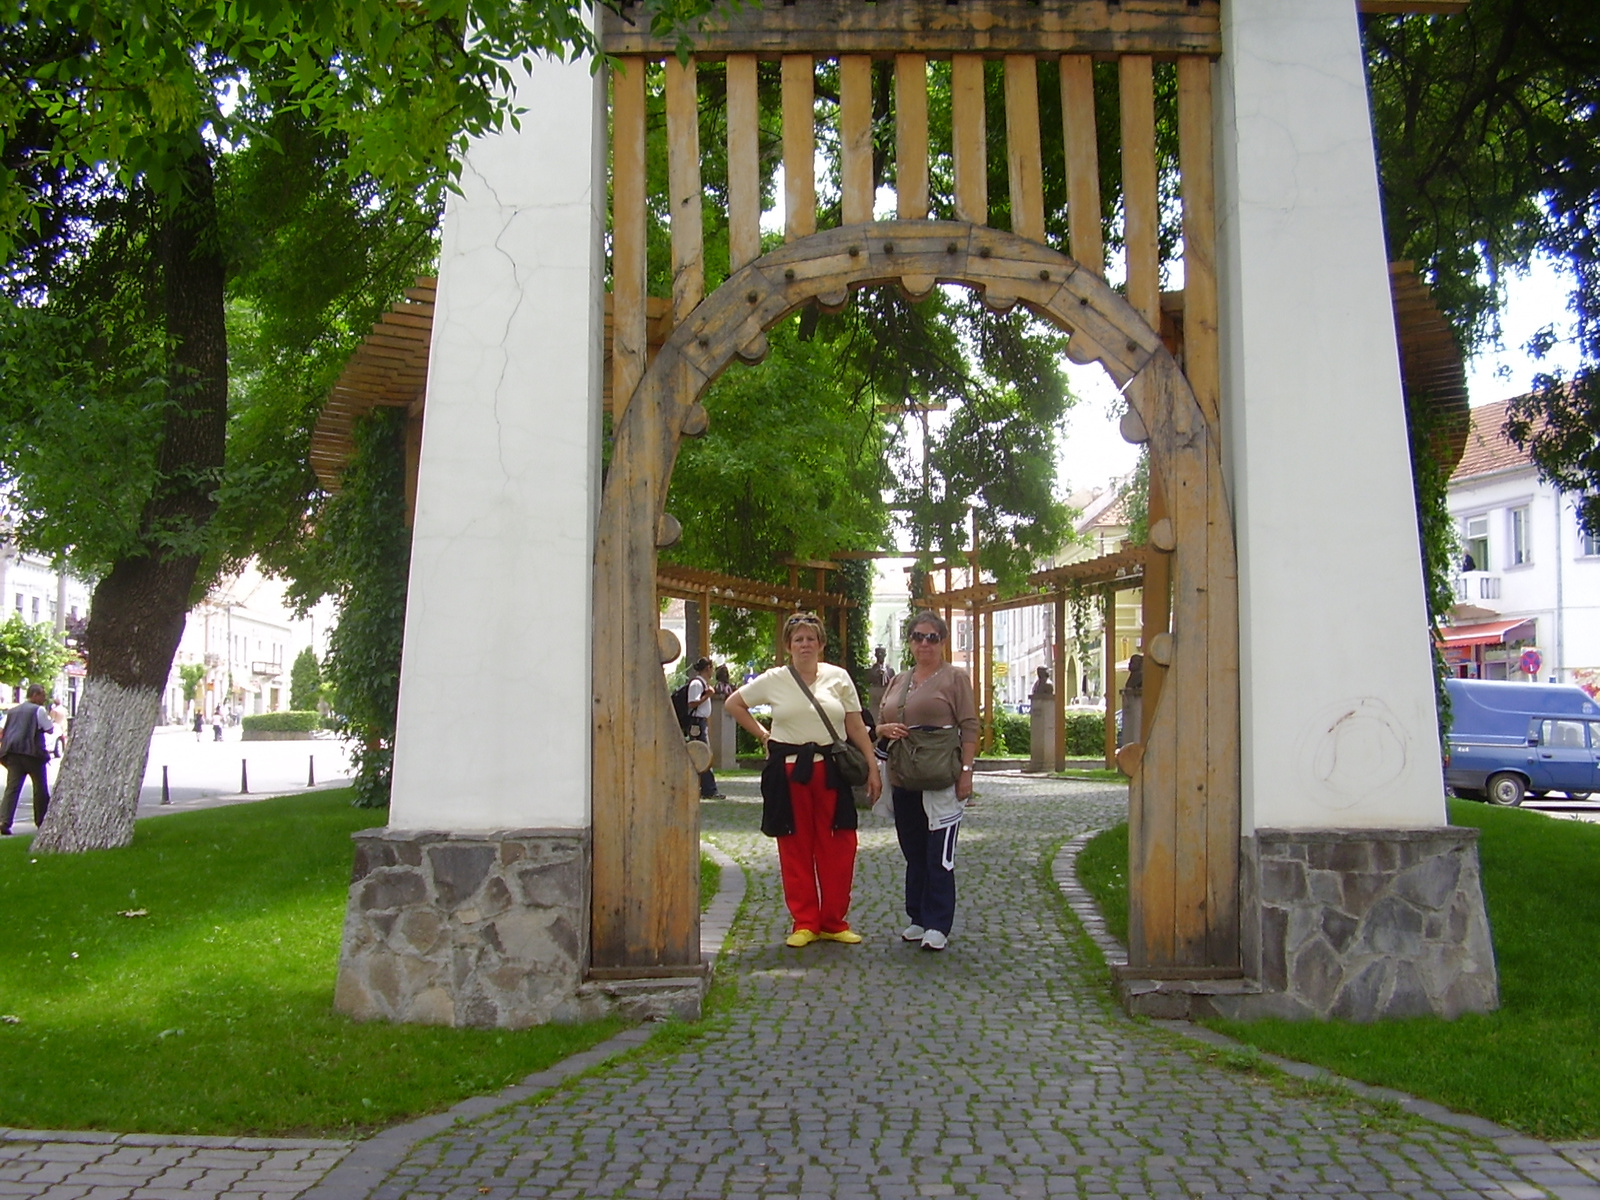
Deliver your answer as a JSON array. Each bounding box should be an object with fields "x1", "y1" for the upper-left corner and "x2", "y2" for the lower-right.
[
  {"x1": 907, "y1": 609, "x2": 949, "y2": 641},
  {"x1": 25, "y1": 684, "x2": 46, "y2": 702},
  {"x1": 783, "y1": 611, "x2": 828, "y2": 648},
  {"x1": 692, "y1": 656, "x2": 713, "y2": 672}
]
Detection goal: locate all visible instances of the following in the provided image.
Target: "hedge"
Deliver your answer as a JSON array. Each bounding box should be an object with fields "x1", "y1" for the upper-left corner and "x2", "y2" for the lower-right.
[
  {"x1": 1064, "y1": 713, "x2": 1106, "y2": 757},
  {"x1": 240, "y1": 710, "x2": 322, "y2": 733},
  {"x1": 993, "y1": 711, "x2": 1030, "y2": 756}
]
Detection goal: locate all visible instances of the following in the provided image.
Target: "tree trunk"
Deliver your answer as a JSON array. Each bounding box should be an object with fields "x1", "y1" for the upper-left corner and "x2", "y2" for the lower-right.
[{"x1": 33, "y1": 150, "x2": 228, "y2": 853}]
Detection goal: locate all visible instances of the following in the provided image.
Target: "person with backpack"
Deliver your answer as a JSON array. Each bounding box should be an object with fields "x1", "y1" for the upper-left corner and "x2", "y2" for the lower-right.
[
  {"x1": 0, "y1": 684, "x2": 55, "y2": 835},
  {"x1": 684, "y1": 658, "x2": 724, "y2": 800}
]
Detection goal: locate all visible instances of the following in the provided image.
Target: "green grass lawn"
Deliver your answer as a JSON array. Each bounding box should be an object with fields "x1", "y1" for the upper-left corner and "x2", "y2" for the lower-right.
[
  {"x1": 0, "y1": 791, "x2": 623, "y2": 1137},
  {"x1": 1077, "y1": 801, "x2": 1600, "y2": 1139}
]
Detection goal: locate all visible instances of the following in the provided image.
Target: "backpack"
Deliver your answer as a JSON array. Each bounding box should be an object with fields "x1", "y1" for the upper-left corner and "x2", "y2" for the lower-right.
[{"x1": 670, "y1": 681, "x2": 693, "y2": 734}]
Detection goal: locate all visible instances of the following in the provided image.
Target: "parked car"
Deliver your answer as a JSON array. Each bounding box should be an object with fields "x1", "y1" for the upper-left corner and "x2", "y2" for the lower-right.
[{"x1": 1444, "y1": 678, "x2": 1600, "y2": 806}]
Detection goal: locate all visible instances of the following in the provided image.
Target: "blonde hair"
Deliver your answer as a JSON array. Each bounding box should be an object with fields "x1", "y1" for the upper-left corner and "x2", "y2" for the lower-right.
[{"x1": 782, "y1": 611, "x2": 828, "y2": 649}]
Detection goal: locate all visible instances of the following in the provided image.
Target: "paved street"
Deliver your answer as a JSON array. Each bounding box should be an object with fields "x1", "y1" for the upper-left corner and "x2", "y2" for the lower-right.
[
  {"x1": 7, "y1": 775, "x2": 1600, "y2": 1198},
  {"x1": 338, "y1": 776, "x2": 1596, "y2": 1200}
]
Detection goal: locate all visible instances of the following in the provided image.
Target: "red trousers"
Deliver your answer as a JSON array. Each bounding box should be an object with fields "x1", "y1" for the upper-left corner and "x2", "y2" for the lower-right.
[{"x1": 777, "y1": 762, "x2": 858, "y2": 934}]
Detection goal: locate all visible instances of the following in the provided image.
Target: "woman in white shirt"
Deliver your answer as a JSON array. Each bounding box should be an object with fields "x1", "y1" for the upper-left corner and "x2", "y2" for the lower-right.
[{"x1": 726, "y1": 612, "x2": 881, "y2": 947}]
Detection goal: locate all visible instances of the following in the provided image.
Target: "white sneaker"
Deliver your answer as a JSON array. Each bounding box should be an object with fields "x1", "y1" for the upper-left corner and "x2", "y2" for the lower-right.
[
  {"x1": 901, "y1": 924, "x2": 926, "y2": 941},
  {"x1": 920, "y1": 929, "x2": 948, "y2": 951}
]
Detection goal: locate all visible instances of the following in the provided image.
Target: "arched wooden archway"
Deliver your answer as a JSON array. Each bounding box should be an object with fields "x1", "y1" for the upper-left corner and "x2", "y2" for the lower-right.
[{"x1": 592, "y1": 219, "x2": 1239, "y2": 976}]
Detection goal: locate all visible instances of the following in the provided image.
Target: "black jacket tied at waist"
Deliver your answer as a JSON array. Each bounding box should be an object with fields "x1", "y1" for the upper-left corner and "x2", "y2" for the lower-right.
[{"x1": 759, "y1": 740, "x2": 860, "y2": 838}]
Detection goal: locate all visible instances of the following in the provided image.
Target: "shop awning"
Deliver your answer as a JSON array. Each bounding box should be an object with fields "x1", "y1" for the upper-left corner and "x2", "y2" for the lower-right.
[{"x1": 1438, "y1": 618, "x2": 1536, "y2": 648}]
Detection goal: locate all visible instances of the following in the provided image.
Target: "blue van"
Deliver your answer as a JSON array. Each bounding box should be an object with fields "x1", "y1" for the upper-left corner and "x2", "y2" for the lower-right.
[{"x1": 1444, "y1": 678, "x2": 1600, "y2": 806}]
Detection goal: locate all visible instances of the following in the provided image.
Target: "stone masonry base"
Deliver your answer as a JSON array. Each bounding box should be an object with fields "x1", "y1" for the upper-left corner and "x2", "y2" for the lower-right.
[
  {"x1": 1118, "y1": 827, "x2": 1500, "y2": 1022},
  {"x1": 333, "y1": 828, "x2": 707, "y2": 1029}
]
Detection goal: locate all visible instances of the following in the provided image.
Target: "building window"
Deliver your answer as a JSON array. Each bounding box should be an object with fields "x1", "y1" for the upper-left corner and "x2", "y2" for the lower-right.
[
  {"x1": 1581, "y1": 523, "x2": 1600, "y2": 558},
  {"x1": 30, "y1": 597, "x2": 39, "y2": 621},
  {"x1": 12, "y1": 593, "x2": 20, "y2": 614},
  {"x1": 1463, "y1": 514, "x2": 1489, "y2": 571},
  {"x1": 1510, "y1": 506, "x2": 1532, "y2": 566}
]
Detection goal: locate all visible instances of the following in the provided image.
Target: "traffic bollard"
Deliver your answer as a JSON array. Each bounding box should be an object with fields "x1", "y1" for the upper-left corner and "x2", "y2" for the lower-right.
[
  {"x1": 161, "y1": 765, "x2": 170, "y2": 806},
  {"x1": 307, "y1": 755, "x2": 315, "y2": 787},
  {"x1": 240, "y1": 759, "x2": 249, "y2": 795}
]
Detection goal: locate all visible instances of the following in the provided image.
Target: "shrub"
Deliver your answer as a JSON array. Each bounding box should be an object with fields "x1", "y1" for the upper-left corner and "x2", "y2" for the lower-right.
[
  {"x1": 1064, "y1": 713, "x2": 1105, "y2": 757},
  {"x1": 241, "y1": 710, "x2": 322, "y2": 733},
  {"x1": 993, "y1": 711, "x2": 1030, "y2": 756}
]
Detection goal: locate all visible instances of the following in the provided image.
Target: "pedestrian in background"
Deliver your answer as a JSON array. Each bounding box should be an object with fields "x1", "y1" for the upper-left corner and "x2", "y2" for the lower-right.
[
  {"x1": 0, "y1": 684, "x2": 54, "y2": 835},
  {"x1": 686, "y1": 657, "x2": 723, "y2": 800}
]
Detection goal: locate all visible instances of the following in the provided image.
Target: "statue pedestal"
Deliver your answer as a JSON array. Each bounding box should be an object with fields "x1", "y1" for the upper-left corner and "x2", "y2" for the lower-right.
[{"x1": 1029, "y1": 694, "x2": 1055, "y2": 771}]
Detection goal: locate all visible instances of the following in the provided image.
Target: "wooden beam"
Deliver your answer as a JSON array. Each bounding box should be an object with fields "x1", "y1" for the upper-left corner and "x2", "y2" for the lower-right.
[
  {"x1": 665, "y1": 56, "x2": 704, "y2": 320},
  {"x1": 782, "y1": 55, "x2": 816, "y2": 239},
  {"x1": 1060, "y1": 55, "x2": 1102, "y2": 274},
  {"x1": 726, "y1": 54, "x2": 762, "y2": 271},
  {"x1": 600, "y1": 0, "x2": 1222, "y2": 57},
  {"x1": 839, "y1": 55, "x2": 875, "y2": 226},
  {"x1": 1103, "y1": 586, "x2": 1117, "y2": 770},
  {"x1": 1178, "y1": 55, "x2": 1220, "y2": 434},
  {"x1": 1003, "y1": 55, "x2": 1045, "y2": 243},
  {"x1": 611, "y1": 57, "x2": 649, "y2": 422},
  {"x1": 895, "y1": 54, "x2": 929, "y2": 220},
  {"x1": 951, "y1": 54, "x2": 986, "y2": 226},
  {"x1": 1054, "y1": 591, "x2": 1068, "y2": 773},
  {"x1": 1119, "y1": 55, "x2": 1159, "y2": 327}
]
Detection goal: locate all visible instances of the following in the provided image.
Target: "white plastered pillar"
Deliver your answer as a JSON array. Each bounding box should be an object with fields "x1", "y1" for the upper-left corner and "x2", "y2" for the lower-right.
[
  {"x1": 388, "y1": 52, "x2": 606, "y2": 832},
  {"x1": 1214, "y1": 0, "x2": 1446, "y2": 832}
]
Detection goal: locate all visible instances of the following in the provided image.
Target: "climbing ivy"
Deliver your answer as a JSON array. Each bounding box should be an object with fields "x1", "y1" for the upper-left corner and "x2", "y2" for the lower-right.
[{"x1": 310, "y1": 408, "x2": 411, "y2": 807}]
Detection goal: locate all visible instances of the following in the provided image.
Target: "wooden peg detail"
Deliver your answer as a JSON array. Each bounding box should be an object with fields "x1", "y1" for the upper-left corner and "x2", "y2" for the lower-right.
[
  {"x1": 1119, "y1": 407, "x2": 1149, "y2": 444},
  {"x1": 657, "y1": 513, "x2": 683, "y2": 548},
  {"x1": 686, "y1": 739, "x2": 713, "y2": 774},
  {"x1": 1149, "y1": 517, "x2": 1176, "y2": 552},
  {"x1": 657, "y1": 628, "x2": 682, "y2": 666},
  {"x1": 983, "y1": 289, "x2": 1019, "y2": 314},
  {"x1": 1116, "y1": 743, "x2": 1145, "y2": 778},
  {"x1": 1147, "y1": 631, "x2": 1174, "y2": 668},
  {"x1": 816, "y1": 288, "x2": 851, "y2": 313},
  {"x1": 735, "y1": 333, "x2": 769, "y2": 365},
  {"x1": 682, "y1": 403, "x2": 710, "y2": 436},
  {"x1": 899, "y1": 275, "x2": 936, "y2": 302}
]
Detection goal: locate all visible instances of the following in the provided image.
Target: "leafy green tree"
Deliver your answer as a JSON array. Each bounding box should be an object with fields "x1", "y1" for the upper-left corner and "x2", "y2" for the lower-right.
[
  {"x1": 289, "y1": 647, "x2": 323, "y2": 713},
  {"x1": 177, "y1": 662, "x2": 207, "y2": 711},
  {"x1": 1364, "y1": 3, "x2": 1600, "y2": 528},
  {"x1": 0, "y1": 616, "x2": 70, "y2": 691},
  {"x1": 0, "y1": 1, "x2": 693, "y2": 852}
]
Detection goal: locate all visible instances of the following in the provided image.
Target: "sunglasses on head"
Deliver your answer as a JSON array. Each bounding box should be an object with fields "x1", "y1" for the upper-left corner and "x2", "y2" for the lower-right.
[{"x1": 910, "y1": 630, "x2": 943, "y2": 644}]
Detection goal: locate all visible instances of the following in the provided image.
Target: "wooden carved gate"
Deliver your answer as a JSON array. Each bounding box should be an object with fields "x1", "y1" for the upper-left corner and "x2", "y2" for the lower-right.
[{"x1": 592, "y1": 0, "x2": 1239, "y2": 978}]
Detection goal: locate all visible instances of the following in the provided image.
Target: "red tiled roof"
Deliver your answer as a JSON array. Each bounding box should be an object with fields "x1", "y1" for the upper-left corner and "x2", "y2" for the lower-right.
[{"x1": 1451, "y1": 398, "x2": 1534, "y2": 482}]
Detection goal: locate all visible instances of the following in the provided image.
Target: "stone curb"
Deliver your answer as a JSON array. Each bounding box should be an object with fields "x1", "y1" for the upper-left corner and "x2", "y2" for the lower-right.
[
  {"x1": 298, "y1": 838, "x2": 746, "y2": 1200},
  {"x1": 1051, "y1": 832, "x2": 1600, "y2": 1200},
  {"x1": 0, "y1": 1130, "x2": 349, "y2": 1149}
]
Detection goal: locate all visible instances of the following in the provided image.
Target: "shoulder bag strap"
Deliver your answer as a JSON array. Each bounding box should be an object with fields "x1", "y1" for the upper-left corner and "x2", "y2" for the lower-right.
[{"x1": 787, "y1": 665, "x2": 845, "y2": 745}]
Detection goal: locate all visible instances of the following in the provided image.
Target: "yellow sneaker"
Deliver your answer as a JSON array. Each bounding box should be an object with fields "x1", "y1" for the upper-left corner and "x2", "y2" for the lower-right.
[
  {"x1": 818, "y1": 929, "x2": 863, "y2": 944},
  {"x1": 785, "y1": 929, "x2": 818, "y2": 948}
]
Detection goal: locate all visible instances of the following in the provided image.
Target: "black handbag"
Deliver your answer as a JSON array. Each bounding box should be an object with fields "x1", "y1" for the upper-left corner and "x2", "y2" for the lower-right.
[
  {"x1": 886, "y1": 670, "x2": 965, "y2": 791},
  {"x1": 787, "y1": 666, "x2": 872, "y2": 787}
]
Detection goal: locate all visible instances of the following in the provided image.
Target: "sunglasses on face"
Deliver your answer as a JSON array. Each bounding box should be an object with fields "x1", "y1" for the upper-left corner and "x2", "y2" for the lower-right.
[{"x1": 910, "y1": 631, "x2": 943, "y2": 644}]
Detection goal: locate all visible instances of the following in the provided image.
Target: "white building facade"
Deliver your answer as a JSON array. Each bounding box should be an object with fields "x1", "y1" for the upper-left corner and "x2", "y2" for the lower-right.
[{"x1": 1445, "y1": 398, "x2": 1600, "y2": 689}]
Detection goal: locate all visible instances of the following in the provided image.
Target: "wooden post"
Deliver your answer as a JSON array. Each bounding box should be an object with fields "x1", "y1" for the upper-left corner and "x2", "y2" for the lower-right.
[
  {"x1": 982, "y1": 607, "x2": 995, "y2": 755},
  {"x1": 895, "y1": 54, "x2": 929, "y2": 220},
  {"x1": 611, "y1": 58, "x2": 649, "y2": 421},
  {"x1": 1103, "y1": 586, "x2": 1117, "y2": 770},
  {"x1": 665, "y1": 56, "x2": 704, "y2": 320},
  {"x1": 1178, "y1": 55, "x2": 1221, "y2": 434},
  {"x1": 1003, "y1": 55, "x2": 1045, "y2": 243},
  {"x1": 840, "y1": 55, "x2": 874, "y2": 226},
  {"x1": 726, "y1": 54, "x2": 761, "y2": 272},
  {"x1": 1060, "y1": 54, "x2": 1102, "y2": 274},
  {"x1": 951, "y1": 54, "x2": 987, "y2": 225},
  {"x1": 782, "y1": 55, "x2": 816, "y2": 240},
  {"x1": 1054, "y1": 591, "x2": 1068, "y2": 772}
]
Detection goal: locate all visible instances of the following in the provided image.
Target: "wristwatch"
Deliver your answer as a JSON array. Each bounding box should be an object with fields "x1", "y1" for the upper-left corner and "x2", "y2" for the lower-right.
[{"x1": 961, "y1": 764, "x2": 974, "y2": 773}]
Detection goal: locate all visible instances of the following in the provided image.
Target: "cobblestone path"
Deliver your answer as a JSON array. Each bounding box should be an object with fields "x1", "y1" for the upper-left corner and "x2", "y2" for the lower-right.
[{"x1": 372, "y1": 776, "x2": 1565, "y2": 1200}]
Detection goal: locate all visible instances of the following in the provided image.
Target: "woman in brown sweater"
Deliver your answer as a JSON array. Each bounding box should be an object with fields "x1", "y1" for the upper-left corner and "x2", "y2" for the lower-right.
[{"x1": 875, "y1": 610, "x2": 979, "y2": 951}]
